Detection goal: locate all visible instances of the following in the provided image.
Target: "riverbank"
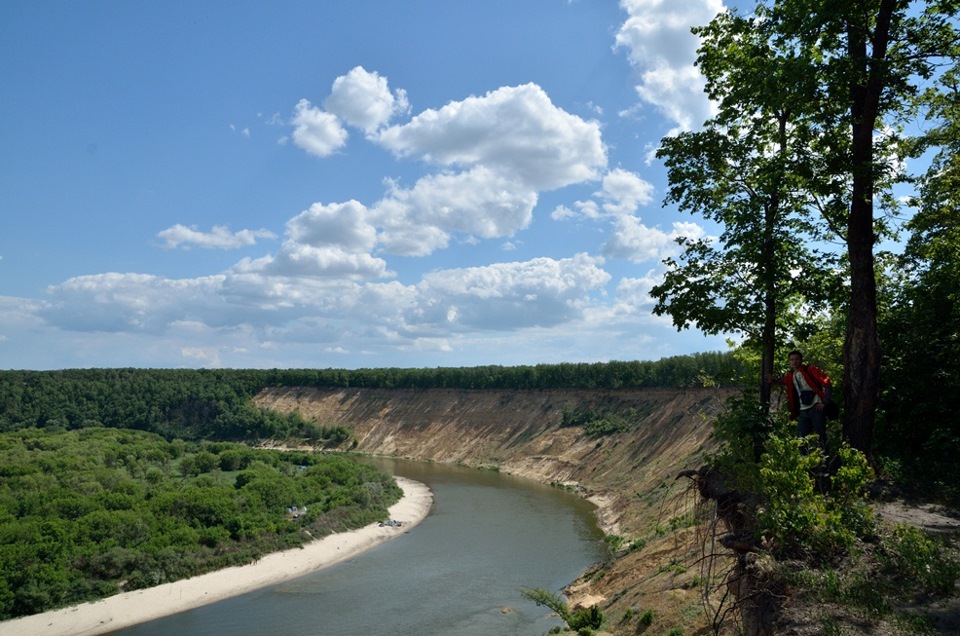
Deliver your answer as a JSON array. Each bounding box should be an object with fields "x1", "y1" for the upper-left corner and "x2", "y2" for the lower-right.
[{"x1": 0, "y1": 477, "x2": 432, "y2": 636}]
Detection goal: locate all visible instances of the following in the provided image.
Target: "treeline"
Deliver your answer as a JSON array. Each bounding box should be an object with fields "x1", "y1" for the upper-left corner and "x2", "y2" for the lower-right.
[
  {"x1": 0, "y1": 368, "x2": 340, "y2": 442},
  {"x1": 0, "y1": 427, "x2": 402, "y2": 619},
  {"x1": 0, "y1": 352, "x2": 743, "y2": 441},
  {"x1": 266, "y1": 351, "x2": 743, "y2": 389}
]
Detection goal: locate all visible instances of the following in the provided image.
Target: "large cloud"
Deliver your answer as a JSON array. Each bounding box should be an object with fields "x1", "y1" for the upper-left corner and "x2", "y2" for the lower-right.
[
  {"x1": 615, "y1": 0, "x2": 724, "y2": 130},
  {"x1": 283, "y1": 81, "x2": 605, "y2": 258},
  {"x1": 372, "y1": 167, "x2": 538, "y2": 256},
  {"x1": 232, "y1": 201, "x2": 390, "y2": 280},
  {"x1": 285, "y1": 201, "x2": 378, "y2": 251},
  {"x1": 377, "y1": 83, "x2": 606, "y2": 190},
  {"x1": 604, "y1": 218, "x2": 705, "y2": 262},
  {"x1": 412, "y1": 254, "x2": 611, "y2": 330},
  {"x1": 36, "y1": 253, "x2": 612, "y2": 346},
  {"x1": 42, "y1": 273, "x2": 228, "y2": 333}
]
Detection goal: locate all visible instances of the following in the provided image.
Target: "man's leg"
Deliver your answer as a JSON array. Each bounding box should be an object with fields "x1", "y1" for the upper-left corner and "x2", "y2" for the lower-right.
[
  {"x1": 797, "y1": 410, "x2": 813, "y2": 439},
  {"x1": 810, "y1": 408, "x2": 827, "y2": 452}
]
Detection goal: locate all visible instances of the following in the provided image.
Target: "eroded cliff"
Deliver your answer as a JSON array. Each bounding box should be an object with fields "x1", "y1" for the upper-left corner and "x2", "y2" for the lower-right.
[{"x1": 256, "y1": 385, "x2": 738, "y2": 634}]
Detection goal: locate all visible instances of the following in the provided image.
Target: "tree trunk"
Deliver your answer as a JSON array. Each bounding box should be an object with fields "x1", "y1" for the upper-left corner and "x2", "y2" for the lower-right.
[
  {"x1": 841, "y1": 0, "x2": 894, "y2": 455},
  {"x1": 844, "y1": 196, "x2": 880, "y2": 455}
]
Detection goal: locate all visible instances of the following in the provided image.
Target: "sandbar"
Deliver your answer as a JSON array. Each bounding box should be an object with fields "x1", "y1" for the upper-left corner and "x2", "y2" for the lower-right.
[{"x1": 0, "y1": 477, "x2": 432, "y2": 636}]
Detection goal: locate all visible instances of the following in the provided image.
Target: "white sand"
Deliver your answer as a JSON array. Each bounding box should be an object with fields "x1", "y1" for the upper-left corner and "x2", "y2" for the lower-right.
[{"x1": 1, "y1": 477, "x2": 432, "y2": 636}]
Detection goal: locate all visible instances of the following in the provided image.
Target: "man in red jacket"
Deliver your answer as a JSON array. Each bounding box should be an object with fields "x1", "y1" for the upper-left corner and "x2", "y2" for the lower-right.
[{"x1": 768, "y1": 350, "x2": 832, "y2": 451}]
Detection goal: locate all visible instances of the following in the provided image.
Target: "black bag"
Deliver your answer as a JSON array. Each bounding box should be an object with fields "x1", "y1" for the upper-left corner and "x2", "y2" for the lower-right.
[{"x1": 800, "y1": 389, "x2": 816, "y2": 406}]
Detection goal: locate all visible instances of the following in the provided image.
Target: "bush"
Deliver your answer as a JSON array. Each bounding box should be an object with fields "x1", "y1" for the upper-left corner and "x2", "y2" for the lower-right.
[
  {"x1": 756, "y1": 436, "x2": 872, "y2": 560},
  {"x1": 519, "y1": 586, "x2": 604, "y2": 633}
]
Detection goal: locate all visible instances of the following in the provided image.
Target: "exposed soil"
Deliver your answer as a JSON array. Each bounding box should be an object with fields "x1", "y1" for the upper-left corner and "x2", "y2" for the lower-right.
[
  {"x1": 255, "y1": 386, "x2": 960, "y2": 635},
  {"x1": 875, "y1": 500, "x2": 960, "y2": 535}
]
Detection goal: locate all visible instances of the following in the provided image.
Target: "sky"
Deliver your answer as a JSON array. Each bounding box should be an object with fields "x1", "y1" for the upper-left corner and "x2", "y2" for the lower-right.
[{"x1": 0, "y1": 0, "x2": 743, "y2": 371}]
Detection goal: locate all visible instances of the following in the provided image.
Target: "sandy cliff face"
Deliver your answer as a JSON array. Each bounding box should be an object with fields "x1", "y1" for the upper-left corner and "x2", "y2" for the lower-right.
[
  {"x1": 255, "y1": 386, "x2": 729, "y2": 532},
  {"x1": 255, "y1": 385, "x2": 738, "y2": 633}
]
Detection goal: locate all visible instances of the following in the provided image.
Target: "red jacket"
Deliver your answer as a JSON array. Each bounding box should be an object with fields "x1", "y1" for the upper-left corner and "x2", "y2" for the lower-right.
[{"x1": 772, "y1": 364, "x2": 832, "y2": 419}]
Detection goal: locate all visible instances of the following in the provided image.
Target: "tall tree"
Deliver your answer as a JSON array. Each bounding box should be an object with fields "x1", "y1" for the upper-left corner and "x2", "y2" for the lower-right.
[
  {"x1": 653, "y1": 11, "x2": 840, "y2": 407},
  {"x1": 655, "y1": 0, "x2": 958, "y2": 455},
  {"x1": 764, "y1": 0, "x2": 959, "y2": 453}
]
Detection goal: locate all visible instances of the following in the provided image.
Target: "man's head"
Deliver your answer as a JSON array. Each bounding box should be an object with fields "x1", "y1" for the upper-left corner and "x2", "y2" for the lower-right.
[{"x1": 788, "y1": 350, "x2": 804, "y2": 370}]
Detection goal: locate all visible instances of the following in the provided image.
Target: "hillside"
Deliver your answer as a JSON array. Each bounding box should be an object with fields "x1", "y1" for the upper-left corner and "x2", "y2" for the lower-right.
[{"x1": 255, "y1": 385, "x2": 738, "y2": 634}]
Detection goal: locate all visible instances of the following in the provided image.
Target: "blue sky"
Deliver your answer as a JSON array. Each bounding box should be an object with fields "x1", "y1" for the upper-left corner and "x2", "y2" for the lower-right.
[{"x1": 1, "y1": 0, "x2": 742, "y2": 370}]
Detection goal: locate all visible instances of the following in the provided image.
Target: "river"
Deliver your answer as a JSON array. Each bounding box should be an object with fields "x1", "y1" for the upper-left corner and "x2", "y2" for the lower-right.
[{"x1": 109, "y1": 458, "x2": 607, "y2": 635}]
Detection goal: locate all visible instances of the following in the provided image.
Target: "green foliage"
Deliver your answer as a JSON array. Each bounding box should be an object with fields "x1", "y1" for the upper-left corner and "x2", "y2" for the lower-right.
[
  {"x1": 877, "y1": 161, "x2": 960, "y2": 502},
  {"x1": 710, "y1": 395, "x2": 875, "y2": 563},
  {"x1": 569, "y1": 604, "x2": 604, "y2": 633},
  {"x1": 603, "y1": 534, "x2": 624, "y2": 551},
  {"x1": 879, "y1": 525, "x2": 960, "y2": 599},
  {"x1": 756, "y1": 436, "x2": 873, "y2": 560},
  {"x1": 519, "y1": 587, "x2": 604, "y2": 634},
  {"x1": 711, "y1": 394, "x2": 785, "y2": 486},
  {"x1": 639, "y1": 608, "x2": 654, "y2": 626},
  {"x1": 0, "y1": 428, "x2": 402, "y2": 619},
  {"x1": 785, "y1": 522, "x2": 960, "y2": 629},
  {"x1": 561, "y1": 406, "x2": 631, "y2": 438}
]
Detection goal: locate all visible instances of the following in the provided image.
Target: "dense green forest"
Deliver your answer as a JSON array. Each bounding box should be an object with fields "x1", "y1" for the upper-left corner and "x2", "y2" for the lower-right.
[
  {"x1": 0, "y1": 427, "x2": 401, "y2": 620},
  {"x1": 0, "y1": 353, "x2": 743, "y2": 441}
]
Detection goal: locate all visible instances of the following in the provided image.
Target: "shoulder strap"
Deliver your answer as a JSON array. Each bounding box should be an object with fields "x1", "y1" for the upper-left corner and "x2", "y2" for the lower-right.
[{"x1": 803, "y1": 366, "x2": 823, "y2": 391}]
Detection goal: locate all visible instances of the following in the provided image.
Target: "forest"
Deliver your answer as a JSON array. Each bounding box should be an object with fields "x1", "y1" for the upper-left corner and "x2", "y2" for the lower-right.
[
  {"x1": 0, "y1": 427, "x2": 401, "y2": 620},
  {"x1": 0, "y1": 352, "x2": 743, "y2": 441}
]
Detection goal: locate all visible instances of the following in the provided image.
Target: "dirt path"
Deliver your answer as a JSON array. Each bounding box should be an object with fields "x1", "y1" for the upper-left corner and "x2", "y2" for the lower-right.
[{"x1": 874, "y1": 500, "x2": 960, "y2": 534}]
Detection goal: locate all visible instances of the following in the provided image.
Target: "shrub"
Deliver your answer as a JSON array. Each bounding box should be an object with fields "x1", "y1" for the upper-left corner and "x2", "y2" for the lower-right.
[
  {"x1": 639, "y1": 608, "x2": 655, "y2": 625},
  {"x1": 756, "y1": 436, "x2": 872, "y2": 560},
  {"x1": 519, "y1": 586, "x2": 604, "y2": 634}
]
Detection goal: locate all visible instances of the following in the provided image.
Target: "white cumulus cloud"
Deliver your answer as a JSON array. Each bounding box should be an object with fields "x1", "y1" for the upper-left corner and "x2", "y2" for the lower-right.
[
  {"x1": 377, "y1": 83, "x2": 606, "y2": 190},
  {"x1": 324, "y1": 66, "x2": 410, "y2": 134},
  {"x1": 291, "y1": 98, "x2": 348, "y2": 157},
  {"x1": 412, "y1": 254, "x2": 611, "y2": 330},
  {"x1": 604, "y1": 217, "x2": 705, "y2": 262},
  {"x1": 372, "y1": 167, "x2": 538, "y2": 256},
  {"x1": 615, "y1": 0, "x2": 724, "y2": 131}
]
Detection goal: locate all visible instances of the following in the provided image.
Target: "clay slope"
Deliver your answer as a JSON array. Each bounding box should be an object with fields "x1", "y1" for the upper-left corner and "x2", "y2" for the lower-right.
[
  {"x1": 255, "y1": 387, "x2": 731, "y2": 527},
  {"x1": 256, "y1": 385, "x2": 738, "y2": 634}
]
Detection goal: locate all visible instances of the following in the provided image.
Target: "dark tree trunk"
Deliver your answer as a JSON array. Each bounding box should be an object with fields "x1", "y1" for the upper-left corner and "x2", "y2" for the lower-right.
[{"x1": 841, "y1": 0, "x2": 894, "y2": 455}]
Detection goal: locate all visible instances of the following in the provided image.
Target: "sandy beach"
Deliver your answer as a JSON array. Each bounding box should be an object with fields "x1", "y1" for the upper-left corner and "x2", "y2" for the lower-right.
[{"x1": 1, "y1": 477, "x2": 432, "y2": 636}]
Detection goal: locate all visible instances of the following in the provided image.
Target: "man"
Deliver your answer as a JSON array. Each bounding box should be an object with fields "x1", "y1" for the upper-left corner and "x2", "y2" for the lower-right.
[{"x1": 768, "y1": 350, "x2": 832, "y2": 451}]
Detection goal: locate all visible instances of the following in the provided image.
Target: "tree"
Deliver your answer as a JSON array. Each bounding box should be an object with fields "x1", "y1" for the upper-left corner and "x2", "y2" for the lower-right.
[
  {"x1": 654, "y1": 10, "x2": 841, "y2": 408},
  {"x1": 876, "y1": 60, "x2": 960, "y2": 495},
  {"x1": 762, "y1": 0, "x2": 959, "y2": 453},
  {"x1": 656, "y1": 0, "x2": 958, "y2": 455}
]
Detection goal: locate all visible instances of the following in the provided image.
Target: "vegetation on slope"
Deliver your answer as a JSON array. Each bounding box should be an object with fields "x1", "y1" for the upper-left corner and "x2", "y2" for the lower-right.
[{"x1": 683, "y1": 394, "x2": 960, "y2": 635}]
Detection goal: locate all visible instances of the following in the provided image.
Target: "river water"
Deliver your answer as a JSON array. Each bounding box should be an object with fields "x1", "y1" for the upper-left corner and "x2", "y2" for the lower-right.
[{"x1": 110, "y1": 458, "x2": 607, "y2": 636}]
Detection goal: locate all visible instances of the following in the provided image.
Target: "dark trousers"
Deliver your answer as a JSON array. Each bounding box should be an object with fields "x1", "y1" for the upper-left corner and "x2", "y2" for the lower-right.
[{"x1": 797, "y1": 407, "x2": 827, "y2": 451}]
